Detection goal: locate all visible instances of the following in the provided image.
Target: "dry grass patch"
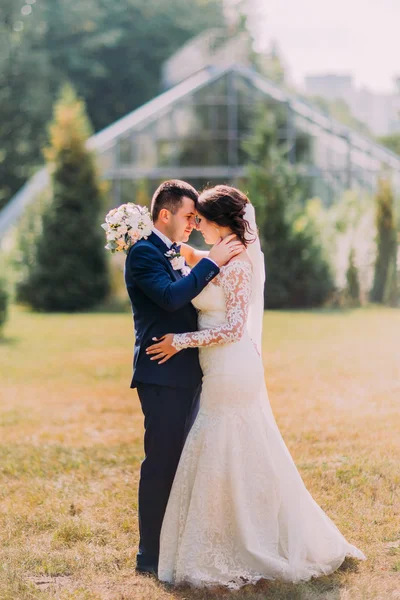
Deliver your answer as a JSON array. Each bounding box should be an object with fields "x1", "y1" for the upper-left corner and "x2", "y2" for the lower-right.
[{"x1": 0, "y1": 305, "x2": 399, "y2": 599}]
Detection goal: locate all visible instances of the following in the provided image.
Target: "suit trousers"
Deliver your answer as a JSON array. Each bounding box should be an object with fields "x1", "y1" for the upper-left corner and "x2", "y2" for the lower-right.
[{"x1": 135, "y1": 382, "x2": 201, "y2": 569}]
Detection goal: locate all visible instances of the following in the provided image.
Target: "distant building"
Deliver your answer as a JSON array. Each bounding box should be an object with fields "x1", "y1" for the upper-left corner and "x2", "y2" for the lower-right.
[
  {"x1": 305, "y1": 74, "x2": 353, "y2": 101},
  {"x1": 304, "y1": 74, "x2": 400, "y2": 136}
]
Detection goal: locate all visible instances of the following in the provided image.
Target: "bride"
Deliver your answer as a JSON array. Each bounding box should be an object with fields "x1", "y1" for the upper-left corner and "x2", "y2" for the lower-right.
[{"x1": 146, "y1": 185, "x2": 365, "y2": 589}]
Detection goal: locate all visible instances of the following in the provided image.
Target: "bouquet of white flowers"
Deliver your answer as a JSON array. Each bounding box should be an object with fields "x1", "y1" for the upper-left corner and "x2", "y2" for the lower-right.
[{"x1": 101, "y1": 203, "x2": 153, "y2": 254}]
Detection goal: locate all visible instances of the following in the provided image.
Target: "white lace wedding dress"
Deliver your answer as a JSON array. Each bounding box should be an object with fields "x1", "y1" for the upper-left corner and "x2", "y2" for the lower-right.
[{"x1": 158, "y1": 260, "x2": 365, "y2": 589}]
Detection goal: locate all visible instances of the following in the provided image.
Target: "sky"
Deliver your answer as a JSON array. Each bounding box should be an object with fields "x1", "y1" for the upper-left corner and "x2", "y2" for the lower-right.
[{"x1": 247, "y1": 0, "x2": 400, "y2": 93}]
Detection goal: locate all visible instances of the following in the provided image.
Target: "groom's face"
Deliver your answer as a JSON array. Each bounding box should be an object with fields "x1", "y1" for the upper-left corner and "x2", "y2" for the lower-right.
[{"x1": 168, "y1": 196, "x2": 197, "y2": 243}]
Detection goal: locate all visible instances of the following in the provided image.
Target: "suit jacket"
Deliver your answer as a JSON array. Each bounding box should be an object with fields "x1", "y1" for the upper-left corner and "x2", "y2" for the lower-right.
[{"x1": 125, "y1": 232, "x2": 219, "y2": 389}]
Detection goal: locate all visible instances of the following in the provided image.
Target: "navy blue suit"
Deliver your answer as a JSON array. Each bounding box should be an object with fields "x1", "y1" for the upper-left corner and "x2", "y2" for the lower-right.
[{"x1": 125, "y1": 232, "x2": 219, "y2": 570}]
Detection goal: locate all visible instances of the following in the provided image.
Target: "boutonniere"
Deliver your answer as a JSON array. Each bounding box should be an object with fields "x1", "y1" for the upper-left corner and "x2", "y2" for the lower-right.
[{"x1": 165, "y1": 248, "x2": 191, "y2": 277}]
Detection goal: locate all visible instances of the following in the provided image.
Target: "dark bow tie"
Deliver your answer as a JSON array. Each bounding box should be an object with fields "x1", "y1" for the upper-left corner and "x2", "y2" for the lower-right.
[{"x1": 170, "y1": 242, "x2": 181, "y2": 253}]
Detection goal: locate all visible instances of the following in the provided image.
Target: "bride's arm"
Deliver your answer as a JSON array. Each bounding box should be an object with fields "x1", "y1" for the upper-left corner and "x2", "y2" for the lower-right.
[
  {"x1": 180, "y1": 243, "x2": 209, "y2": 268},
  {"x1": 146, "y1": 261, "x2": 252, "y2": 363},
  {"x1": 172, "y1": 261, "x2": 252, "y2": 349}
]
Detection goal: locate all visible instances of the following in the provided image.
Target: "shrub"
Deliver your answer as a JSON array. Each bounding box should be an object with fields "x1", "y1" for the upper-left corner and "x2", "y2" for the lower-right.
[
  {"x1": 370, "y1": 178, "x2": 397, "y2": 304},
  {"x1": 244, "y1": 111, "x2": 334, "y2": 308},
  {"x1": 16, "y1": 84, "x2": 110, "y2": 311},
  {"x1": 383, "y1": 252, "x2": 399, "y2": 307},
  {"x1": 345, "y1": 248, "x2": 361, "y2": 306},
  {"x1": 0, "y1": 277, "x2": 9, "y2": 334}
]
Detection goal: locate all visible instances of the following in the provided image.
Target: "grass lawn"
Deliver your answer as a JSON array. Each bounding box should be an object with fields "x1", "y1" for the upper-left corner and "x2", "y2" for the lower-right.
[{"x1": 0, "y1": 305, "x2": 399, "y2": 600}]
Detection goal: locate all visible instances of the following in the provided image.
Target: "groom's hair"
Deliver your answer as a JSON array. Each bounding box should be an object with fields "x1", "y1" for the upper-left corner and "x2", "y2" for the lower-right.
[{"x1": 151, "y1": 180, "x2": 198, "y2": 222}]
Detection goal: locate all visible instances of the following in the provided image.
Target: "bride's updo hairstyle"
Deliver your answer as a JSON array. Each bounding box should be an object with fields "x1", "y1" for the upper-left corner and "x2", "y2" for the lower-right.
[{"x1": 196, "y1": 185, "x2": 255, "y2": 246}]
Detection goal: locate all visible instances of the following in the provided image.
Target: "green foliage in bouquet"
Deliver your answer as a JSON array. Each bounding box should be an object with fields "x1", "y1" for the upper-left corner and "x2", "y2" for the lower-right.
[
  {"x1": 244, "y1": 110, "x2": 334, "y2": 308},
  {"x1": 17, "y1": 84, "x2": 109, "y2": 311}
]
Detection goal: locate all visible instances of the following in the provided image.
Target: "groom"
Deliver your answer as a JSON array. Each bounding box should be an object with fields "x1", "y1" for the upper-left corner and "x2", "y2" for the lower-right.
[{"x1": 125, "y1": 180, "x2": 242, "y2": 576}]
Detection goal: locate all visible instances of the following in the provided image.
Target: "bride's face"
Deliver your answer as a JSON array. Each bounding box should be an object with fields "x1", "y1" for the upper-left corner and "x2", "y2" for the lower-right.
[{"x1": 195, "y1": 213, "x2": 220, "y2": 245}]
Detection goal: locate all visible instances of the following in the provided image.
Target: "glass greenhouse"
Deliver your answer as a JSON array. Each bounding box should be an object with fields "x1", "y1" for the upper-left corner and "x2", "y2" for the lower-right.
[{"x1": 1, "y1": 64, "x2": 399, "y2": 240}]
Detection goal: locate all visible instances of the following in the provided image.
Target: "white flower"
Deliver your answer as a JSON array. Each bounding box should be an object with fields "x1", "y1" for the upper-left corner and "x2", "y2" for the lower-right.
[
  {"x1": 181, "y1": 265, "x2": 191, "y2": 277},
  {"x1": 127, "y1": 216, "x2": 139, "y2": 230},
  {"x1": 170, "y1": 256, "x2": 186, "y2": 271},
  {"x1": 129, "y1": 230, "x2": 141, "y2": 242},
  {"x1": 107, "y1": 214, "x2": 120, "y2": 225},
  {"x1": 117, "y1": 223, "x2": 128, "y2": 235},
  {"x1": 142, "y1": 223, "x2": 153, "y2": 237}
]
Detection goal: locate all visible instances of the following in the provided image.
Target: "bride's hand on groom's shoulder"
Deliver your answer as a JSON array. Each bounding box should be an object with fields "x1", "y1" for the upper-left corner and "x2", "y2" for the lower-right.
[
  {"x1": 146, "y1": 334, "x2": 178, "y2": 364},
  {"x1": 209, "y1": 235, "x2": 245, "y2": 267}
]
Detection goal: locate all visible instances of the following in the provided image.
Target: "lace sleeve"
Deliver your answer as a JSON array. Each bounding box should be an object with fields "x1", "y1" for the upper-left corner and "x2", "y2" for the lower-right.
[{"x1": 172, "y1": 261, "x2": 252, "y2": 350}]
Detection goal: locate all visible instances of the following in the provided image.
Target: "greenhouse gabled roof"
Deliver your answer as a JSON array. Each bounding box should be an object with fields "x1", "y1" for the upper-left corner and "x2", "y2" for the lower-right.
[
  {"x1": 1, "y1": 63, "x2": 399, "y2": 241},
  {"x1": 87, "y1": 65, "x2": 231, "y2": 151},
  {"x1": 88, "y1": 61, "x2": 400, "y2": 169}
]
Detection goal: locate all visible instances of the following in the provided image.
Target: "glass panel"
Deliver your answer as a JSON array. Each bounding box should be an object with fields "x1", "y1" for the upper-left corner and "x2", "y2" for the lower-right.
[
  {"x1": 120, "y1": 180, "x2": 136, "y2": 204},
  {"x1": 97, "y1": 146, "x2": 115, "y2": 173},
  {"x1": 183, "y1": 104, "x2": 231, "y2": 133},
  {"x1": 155, "y1": 111, "x2": 174, "y2": 138},
  {"x1": 192, "y1": 75, "x2": 228, "y2": 104},
  {"x1": 132, "y1": 132, "x2": 157, "y2": 168},
  {"x1": 157, "y1": 140, "x2": 179, "y2": 167},
  {"x1": 233, "y1": 74, "x2": 259, "y2": 105},
  {"x1": 237, "y1": 102, "x2": 258, "y2": 135},
  {"x1": 172, "y1": 103, "x2": 197, "y2": 137},
  {"x1": 118, "y1": 136, "x2": 132, "y2": 165},
  {"x1": 295, "y1": 131, "x2": 313, "y2": 163},
  {"x1": 191, "y1": 104, "x2": 212, "y2": 134},
  {"x1": 238, "y1": 135, "x2": 252, "y2": 164},
  {"x1": 178, "y1": 138, "x2": 230, "y2": 166},
  {"x1": 209, "y1": 104, "x2": 229, "y2": 132}
]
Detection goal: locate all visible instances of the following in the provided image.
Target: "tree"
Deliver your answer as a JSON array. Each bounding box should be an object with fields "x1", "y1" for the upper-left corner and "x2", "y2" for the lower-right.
[
  {"x1": 378, "y1": 133, "x2": 400, "y2": 157},
  {"x1": 345, "y1": 248, "x2": 361, "y2": 306},
  {"x1": 370, "y1": 178, "x2": 398, "y2": 304},
  {"x1": 244, "y1": 110, "x2": 334, "y2": 308},
  {"x1": 0, "y1": 0, "x2": 226, "y2": 209},
  {"x1": 0, "y1": 277, "x2": 8, "y2": 334},
  {"x1": 254, "y1": 40, "x2": 286, "y2": 86},
  {"x1": 37, "y1": 0, "x2": 226, "y2": 131},
  {"x1": 17, "y1": 84, "x2": 109, "y2": 311},
  {"x1": 383, "y1": 251, "x2": 399, "y2": 307},
  {"x1": 0, "y1": 0, "x2": 52, "y2": 209},
  {"x1": 14, "y1": 190, "x2": 50, "y2": 304}
]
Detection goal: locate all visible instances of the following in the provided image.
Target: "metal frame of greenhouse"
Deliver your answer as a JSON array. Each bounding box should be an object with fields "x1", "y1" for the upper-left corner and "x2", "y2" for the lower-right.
[{"x1": 1, "y1": 64, "x2": 399, "y2": 242}]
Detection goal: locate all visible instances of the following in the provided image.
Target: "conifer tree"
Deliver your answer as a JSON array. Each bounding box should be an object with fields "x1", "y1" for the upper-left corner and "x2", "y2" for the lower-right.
[
  {"x1": 0, "y1": 277, "x2": 8, "y2": 333},
  {"x1": 370, "y1": 178, "x2": 397, "y2": 304},
  {"x1": 244, "y1": 111, "x2": 334, "y2": 308},
  {"x1": 18, "y1": 84, "x2": 109, "y2": 311},
  {"x1": 345, "y1": 248, "x2": 361, "y2": 305}
]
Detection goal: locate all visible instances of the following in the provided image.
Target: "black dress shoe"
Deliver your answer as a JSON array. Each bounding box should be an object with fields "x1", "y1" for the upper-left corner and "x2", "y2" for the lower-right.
[{"x1": 135, "y1": 565, "x2": 158, "y2": 577}]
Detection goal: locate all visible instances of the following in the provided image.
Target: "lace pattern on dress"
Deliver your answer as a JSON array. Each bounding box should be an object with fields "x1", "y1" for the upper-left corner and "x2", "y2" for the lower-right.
[{"x1": 171, "y1": 261, "x2": 252, "y2": 350}]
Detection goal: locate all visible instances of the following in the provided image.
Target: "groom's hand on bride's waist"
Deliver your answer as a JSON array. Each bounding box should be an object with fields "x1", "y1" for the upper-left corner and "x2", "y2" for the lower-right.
[
  {"x1": 146, "y1": 334, "x2": 178, "y2": 365},
  {"x1": 208, "y1": 234, "x2": 245, "y2": 267}
]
